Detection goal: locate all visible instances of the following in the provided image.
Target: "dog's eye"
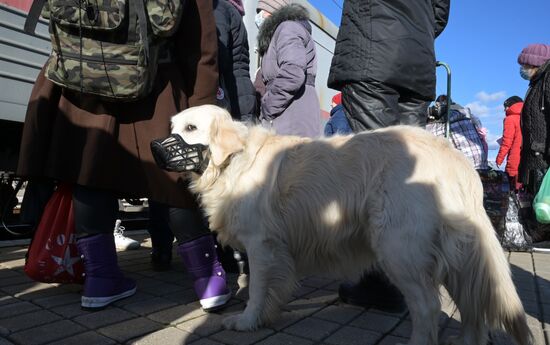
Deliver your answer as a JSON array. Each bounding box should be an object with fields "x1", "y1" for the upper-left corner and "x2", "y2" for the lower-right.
[{"x1": 185, "y1": 124, "x2": 197, "y2": 132}]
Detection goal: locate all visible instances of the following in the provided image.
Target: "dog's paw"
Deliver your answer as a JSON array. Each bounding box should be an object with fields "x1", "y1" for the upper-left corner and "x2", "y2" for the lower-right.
[{"x1": 222, "y1": 313, "x2": 260, "y2": 332}]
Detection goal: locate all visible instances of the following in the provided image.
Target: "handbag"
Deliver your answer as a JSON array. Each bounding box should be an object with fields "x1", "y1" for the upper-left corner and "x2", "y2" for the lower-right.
[
  {"x1": 24, "y1": 183, "x2": 85, "y2": 284},
  {"x1": 19, "y1": 179, "x2": 56, "y2": 230},
  {"x1": 479, "y1": 168, "x2": 509, "y2": 233},
  {"x1": 533, "y1": 169, "x2": 550, "y2": 224}
]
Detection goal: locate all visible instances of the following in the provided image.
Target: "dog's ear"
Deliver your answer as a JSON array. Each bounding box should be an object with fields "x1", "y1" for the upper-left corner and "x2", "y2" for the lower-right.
[{"x1": 209, "y1": 118, "x2": 246, "y2": 166}]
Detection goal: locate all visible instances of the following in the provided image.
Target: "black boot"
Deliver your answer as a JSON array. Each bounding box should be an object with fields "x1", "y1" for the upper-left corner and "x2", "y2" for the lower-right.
[{"x1": 338, "y1": 270, "x2": 407, "y2": 313}]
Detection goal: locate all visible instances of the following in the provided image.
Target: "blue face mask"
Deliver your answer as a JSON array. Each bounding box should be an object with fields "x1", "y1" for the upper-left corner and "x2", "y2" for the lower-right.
[
  {"x1": 255, "y1": 11, "x2": 265, "y2": 28},
  {"x1": 520, "y1": 66, "x2": 532, "y2": 80}
]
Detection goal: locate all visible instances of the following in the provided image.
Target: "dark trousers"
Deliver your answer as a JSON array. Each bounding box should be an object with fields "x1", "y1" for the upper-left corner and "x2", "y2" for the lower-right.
[
  {"x1": 73, "y1": 185, "x2": 118, "y2": 237},
  {"x1": 148, "y1": 201, "x2": 174, "y2": 252},
  {"x1": 148, "y1": 200, "x2": 210, "y2": 247},
  {"x1": 72, "y1": 184, "x2": 209, "y2": 243},
  {"x1": 342, "y1": 80, "x2": 430, "y2": 131}
]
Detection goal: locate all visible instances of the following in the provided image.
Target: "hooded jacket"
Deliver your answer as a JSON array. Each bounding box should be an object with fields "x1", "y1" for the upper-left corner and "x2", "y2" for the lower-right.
[
  {"x1": 327, "y1": 0, "x2": 450, "y2": 100},
  {"x1": 257, "y1": 4, "x2": 320, "y2": 137},
  {"x1": 324, "y1": 104, "x2": 352, "y2": 136},
  {"x1": 496, "y1": 102, "x2": 523, "y2": 177},
  {"x1": 214, "y1": 0, "x2": 256, "y2": 123}
]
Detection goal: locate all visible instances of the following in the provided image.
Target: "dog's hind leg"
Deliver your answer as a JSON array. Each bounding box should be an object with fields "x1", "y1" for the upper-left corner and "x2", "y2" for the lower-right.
[
  {"x1": 378, "y1": 251, "x2": 441, "y2": 345},
  {"x1": 222, "y1": 240, "x2": 295, "y2": 331}
]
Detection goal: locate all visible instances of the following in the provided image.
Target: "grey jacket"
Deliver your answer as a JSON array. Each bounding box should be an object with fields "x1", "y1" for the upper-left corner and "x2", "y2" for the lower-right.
[{"x1": 257, "y1": 4, "x2": 321, "y2": 137}]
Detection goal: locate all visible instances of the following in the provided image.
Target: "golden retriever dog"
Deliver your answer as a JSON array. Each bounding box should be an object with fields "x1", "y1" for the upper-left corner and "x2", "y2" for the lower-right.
[{"x1": 164, "y1": 105, "x2": 530, "y2": 345}]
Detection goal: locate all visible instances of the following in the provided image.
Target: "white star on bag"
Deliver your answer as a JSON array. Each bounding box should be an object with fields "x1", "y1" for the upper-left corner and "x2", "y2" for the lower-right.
[{"x1": 51, "y1": 246, "x2": 81, "y2": 277}]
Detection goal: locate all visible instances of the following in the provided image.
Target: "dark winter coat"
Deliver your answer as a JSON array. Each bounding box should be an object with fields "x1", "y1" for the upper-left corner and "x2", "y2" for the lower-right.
[
  {"x1": 257, "y1": 4, "x2": 321, "y2": 137},
  {"x1": 496, "y1": 102, "x2": 523, "y2": 177},
  {"x1": 324, "y1": 104, "x2": 352, "y2": 136},
  {"x1": 519, "y1": 61, "x2": 550, "y2": 191},
  {"x1": 213, "y1": 0, "x2": 256, "y2": 123},
  {"x1": 327, "y1": 0, "x2": 451, "y2": 100},
  {"x1": 17, "y1": 0, "x2": 219, "y2": 209}
]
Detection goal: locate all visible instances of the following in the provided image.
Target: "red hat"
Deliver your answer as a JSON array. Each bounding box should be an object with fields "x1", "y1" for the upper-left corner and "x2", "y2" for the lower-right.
[{"x1": 332, "y1": 93, "x2": 342, "y2": 105}]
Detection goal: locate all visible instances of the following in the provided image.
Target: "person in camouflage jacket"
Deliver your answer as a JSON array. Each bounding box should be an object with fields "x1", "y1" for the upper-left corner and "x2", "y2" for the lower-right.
[{"x1": 17, "y1": 0, "x2": 232, "y2": 311}]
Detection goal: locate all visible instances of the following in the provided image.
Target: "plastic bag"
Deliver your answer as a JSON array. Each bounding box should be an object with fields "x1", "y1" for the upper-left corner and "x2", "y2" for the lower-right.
[
  {"x1": 533, "y1": 169, "x2": 550, "y2": 223},
  {"x1": 500, "y1": 192, "x2": 532, "y2": 251},
  {"x1": 24, "y1": 183, "x2": 84, "y2": 284}
]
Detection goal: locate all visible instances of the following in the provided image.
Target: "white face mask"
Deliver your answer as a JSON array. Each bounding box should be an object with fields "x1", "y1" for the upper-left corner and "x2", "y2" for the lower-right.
[
  {"x1": 520, "y1": 66, "x2": 531, "y2": 80},
  {"x1": 520, "y1": 65, "x2": 537, "y2": 81},
  {"x1": 255, "y1": 11, "x2": 266, "y2": 28}
]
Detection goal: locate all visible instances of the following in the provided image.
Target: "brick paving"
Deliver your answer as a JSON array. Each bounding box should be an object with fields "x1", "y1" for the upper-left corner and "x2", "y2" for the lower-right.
[{"x1": 0, "y1": 233, "x2": 549, "y2": 345}]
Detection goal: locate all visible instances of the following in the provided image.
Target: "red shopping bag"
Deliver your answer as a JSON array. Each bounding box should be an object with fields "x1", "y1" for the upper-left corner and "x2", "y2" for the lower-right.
[{"x1": 24, "y1": 183, "x2": 84, "y2": 284}]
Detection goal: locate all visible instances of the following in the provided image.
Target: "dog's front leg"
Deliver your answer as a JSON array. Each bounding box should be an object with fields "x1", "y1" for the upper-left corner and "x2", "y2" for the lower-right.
[
  {"x1": 222, "y1": 241, "x2": 271, "y2": 331},
  {"x1": 222, "y1": 240, "x2": 293, "y2": 331}
]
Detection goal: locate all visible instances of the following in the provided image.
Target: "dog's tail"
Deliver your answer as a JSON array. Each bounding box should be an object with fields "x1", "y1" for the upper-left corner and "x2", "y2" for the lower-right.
[{"x1": 445, "y1": 210, "x2": 532, "y2": 345}]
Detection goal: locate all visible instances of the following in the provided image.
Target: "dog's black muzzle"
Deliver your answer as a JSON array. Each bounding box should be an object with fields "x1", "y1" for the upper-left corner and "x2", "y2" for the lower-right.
[{"x1": 150, "y1": 134, "x2": 209, "y2": 174}]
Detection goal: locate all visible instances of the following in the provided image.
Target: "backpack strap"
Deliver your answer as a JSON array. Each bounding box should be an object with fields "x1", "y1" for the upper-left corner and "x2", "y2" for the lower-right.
[
  {"x1": 24, "y1": 0, "x2": 47, "y2": 35},
  {"x1": 132, "y1": 0, "x2": 150, "y2": 64}
]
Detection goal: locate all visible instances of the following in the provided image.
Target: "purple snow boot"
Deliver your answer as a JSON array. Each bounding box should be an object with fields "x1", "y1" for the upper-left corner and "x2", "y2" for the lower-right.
[
  {"x1": 177, "y1": 234, "x2": 232, "y2": 311},
  {"x1": 77, "y1": 233, "x2": 136, "y2": 310}
]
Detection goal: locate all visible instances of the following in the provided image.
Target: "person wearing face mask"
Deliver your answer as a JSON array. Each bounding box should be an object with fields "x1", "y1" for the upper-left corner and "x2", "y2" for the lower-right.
[
  {"x1": 255, "y1": 9, "x2": 267, "y2": 28},
  {"x1": 253, "y1": 0, "x2": 321, "y2": 137},
  {"x1": 517, "y1": 44, "x2": 550, "y2": 192},
  {"x1": 516, "y1": 43, "x2": 550, "y2": 243}
]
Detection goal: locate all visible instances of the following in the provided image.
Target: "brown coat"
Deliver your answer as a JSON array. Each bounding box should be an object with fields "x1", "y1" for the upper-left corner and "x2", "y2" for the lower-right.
[{"x1": 17, "y1": 0, "x2": 218, "y2": 209}]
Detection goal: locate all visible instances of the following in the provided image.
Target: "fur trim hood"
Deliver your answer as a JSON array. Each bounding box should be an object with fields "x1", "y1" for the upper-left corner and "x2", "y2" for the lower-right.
[{"x1": 257, "y1": 4, "x2": 311, "y2": 56}]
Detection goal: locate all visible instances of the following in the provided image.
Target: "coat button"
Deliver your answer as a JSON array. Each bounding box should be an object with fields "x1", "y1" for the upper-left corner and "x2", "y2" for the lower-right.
[{"x1": 205, "y1": 253, "x2": 210, "y2": 258}]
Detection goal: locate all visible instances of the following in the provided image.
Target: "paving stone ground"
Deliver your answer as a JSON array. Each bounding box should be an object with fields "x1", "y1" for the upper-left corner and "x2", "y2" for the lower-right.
[{"x1": 1, "y1": 233, "x2": 549, "y2": 345}]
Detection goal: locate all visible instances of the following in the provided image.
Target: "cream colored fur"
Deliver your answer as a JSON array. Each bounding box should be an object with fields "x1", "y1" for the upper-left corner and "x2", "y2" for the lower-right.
[{"x1": 170, "y1": 105, "x2": 531, "y2": 345}]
